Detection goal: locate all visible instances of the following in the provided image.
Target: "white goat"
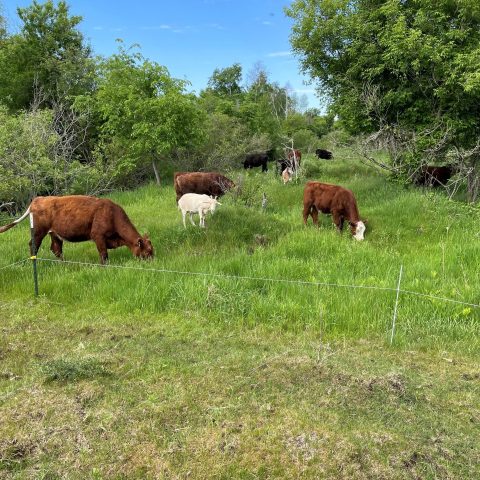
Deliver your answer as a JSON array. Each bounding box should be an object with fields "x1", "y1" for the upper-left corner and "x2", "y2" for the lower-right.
[{"x1": 177, "y1": 193, "x2": 221, "y2": 228}]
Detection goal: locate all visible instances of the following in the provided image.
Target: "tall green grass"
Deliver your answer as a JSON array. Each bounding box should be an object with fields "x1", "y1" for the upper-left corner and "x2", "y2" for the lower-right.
[{"x1": 0, "y1": 155, "x2": 478, "y2": 350}]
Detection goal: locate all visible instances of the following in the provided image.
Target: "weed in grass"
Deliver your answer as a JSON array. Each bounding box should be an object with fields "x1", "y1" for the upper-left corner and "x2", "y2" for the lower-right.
[{"x1": 39, "y1": 357, "x2": 111, "y2": 382}]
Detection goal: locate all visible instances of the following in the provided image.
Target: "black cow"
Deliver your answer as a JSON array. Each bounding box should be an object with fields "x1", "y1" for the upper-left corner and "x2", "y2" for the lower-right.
[
  {"x1": 415, "y1": 165, "x2": 453, "y2": 187},
  {"x1": 243, "y1": 149, "x2": 276, "y2": 172},
  {"x1": 315, "y1": 148, "x2": 333, "y2": 160}
]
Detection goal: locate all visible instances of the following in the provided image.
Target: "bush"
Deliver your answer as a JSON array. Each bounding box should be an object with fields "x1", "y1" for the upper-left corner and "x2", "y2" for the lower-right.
[{"x1": 0, "y1": 105, "x2": 121, "y2": 209}]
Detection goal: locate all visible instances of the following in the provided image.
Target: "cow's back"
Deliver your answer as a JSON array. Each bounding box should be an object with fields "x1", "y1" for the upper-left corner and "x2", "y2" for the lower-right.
[
  {"x1": 30, "y1": 195, "x2": 117, "y2": 239},
  {"x1": 174, "y1": 172, "x2": 233, "y2": 199},
  {"x1": 304, "y1": 182, "x2": 359, "y2": 218}
]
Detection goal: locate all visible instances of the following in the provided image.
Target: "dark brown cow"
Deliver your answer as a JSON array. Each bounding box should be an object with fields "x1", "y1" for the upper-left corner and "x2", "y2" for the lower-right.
[
  {"x1": 415, "y1": 165, "x2": 453, "y2": 187},
  {"x1": 303, "y1": 181, "x2": 366, "y2": 240},
  {"x1": 0, "y1": 195, "x2": 154, "y2": 264},
  {"x1": 174, "y1": 172, "x2": 235, "y2": 202}
]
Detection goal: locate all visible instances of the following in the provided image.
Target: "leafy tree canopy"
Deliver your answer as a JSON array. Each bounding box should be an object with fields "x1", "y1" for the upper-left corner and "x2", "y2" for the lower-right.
[
  {"x1": 75, "y1": 44, "x2": 206, "y2": 182},
  {"x1": 206, "y1": 63, "x2": 243, "y2": 96},
  {"x1": 0, "y1": 0, "x2": 93, "y2": 110},
  {"x1": 286, "y1": 0, "x2": 480, "y2": 140}
]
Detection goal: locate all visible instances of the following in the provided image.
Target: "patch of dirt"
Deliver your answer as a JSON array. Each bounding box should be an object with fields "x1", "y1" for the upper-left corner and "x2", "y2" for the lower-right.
[
  {"x1": 0, "y1": 438, "x2": 36, "y2": 469},
  {"x1": 285, "y1": 432, "x2": 321, "y2": 463}
]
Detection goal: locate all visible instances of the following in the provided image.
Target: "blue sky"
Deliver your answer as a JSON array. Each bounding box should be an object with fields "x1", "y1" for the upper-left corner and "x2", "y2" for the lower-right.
[{"x1": 2, "y1": 0, "x2": 322, "y2": 110}]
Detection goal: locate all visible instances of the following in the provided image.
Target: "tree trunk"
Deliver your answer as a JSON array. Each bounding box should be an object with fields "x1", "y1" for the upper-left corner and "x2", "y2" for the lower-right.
[{"x1": 152, "y1": 160, "x2": 161, "y2": 185}]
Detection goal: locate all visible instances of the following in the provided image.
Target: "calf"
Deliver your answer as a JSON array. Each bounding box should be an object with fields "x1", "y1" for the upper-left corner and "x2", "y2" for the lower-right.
[
  {"x1": 178, "y1": 193, "x2": 221, "y2": 228},
  {"x1": 0, "y1": 195, "x2": 154, "y2": 264},
  {"x1": 174, "y1": 172, "x2": 234, "y2": 203},
  {"x1": 315, "y1": 148, "x2": 333, "y2": 160},
  {"x1": 303, "y1": 181, "x2": 366, "y2": 240}
]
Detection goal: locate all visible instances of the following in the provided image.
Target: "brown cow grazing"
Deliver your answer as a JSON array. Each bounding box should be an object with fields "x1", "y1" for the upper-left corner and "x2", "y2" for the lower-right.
[
  {"x1": 0, "y1": 195, "x2": 154, "y2": 264},
  {"x1": 174, "y1": 172, "x2": 235, "y2": 202},
  {"x1": 303, "y1": 181, "x2": 366, "y2": 241}
]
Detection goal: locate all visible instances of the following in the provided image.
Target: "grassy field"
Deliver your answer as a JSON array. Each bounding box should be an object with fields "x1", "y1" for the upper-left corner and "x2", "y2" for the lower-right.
[{"x1": 1, "y1": 152, "x2": 479, "y2": 478}]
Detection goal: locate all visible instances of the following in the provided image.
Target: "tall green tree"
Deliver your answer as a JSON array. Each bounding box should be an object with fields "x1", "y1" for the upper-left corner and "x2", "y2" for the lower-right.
[
  {"x1": 286, "y1": 0, "x2": 480, "y2": 200},
  {"x1": 0, "y1": 0, "x2": 93, "y2": 110},
  {"x1": 75, "y1": 45, "x2": 205, "y2": 184},
  {"x1": 206, "y1": 63, "x2": 243, "y2": 96}
]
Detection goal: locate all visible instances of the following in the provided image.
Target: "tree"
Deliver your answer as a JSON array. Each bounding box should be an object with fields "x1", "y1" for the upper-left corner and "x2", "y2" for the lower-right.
[
  {"x1": 207, "y1": 63, "x2": 243, "y2": 96},
  {"x1": 75, "y1": 45, "x2": 205, "y2": 184},
  {"x1": 286, "y1": 0, "x2": 480, "y2": 200},
  {"x1": 0, "y1": 0, "x2": 93, "y2": 110},
  {"x1": 0, "y1": 5, "x2": 6, "y2": 39}
]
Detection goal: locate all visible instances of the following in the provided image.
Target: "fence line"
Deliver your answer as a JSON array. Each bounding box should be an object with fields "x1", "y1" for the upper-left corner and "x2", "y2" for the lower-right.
[
  {"x1": 0, "y1": 259, "x2": 27, "y2": 270},
  {"x1": 33, "y1": 257, "x2": 480, "y2": 309}
]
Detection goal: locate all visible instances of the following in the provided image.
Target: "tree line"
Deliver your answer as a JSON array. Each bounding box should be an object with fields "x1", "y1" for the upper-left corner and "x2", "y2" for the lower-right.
[
  {"x1": 0, "y1": 0, "x2": 333, "y2": 209},
  {"x1": 1, "y1": 0, "x2": 479, "y2": 208},
  {"x1": 287, "y1": 0, "x2": 480, "y2": 202}
]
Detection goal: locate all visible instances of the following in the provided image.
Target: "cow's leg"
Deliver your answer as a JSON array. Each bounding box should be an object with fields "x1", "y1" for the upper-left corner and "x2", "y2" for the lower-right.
[
  {"x1": 189, "y1": 213, "x2": 196, "y2": 226},
  {"x1": 332, "y1": 211, "x2": 343, "y2": 232},
  {"x1": 182, "y1": 211, "x2": 187, "y2": 228},
  {"x1": 262, "y1": 161, "x2": 268, "y2": 172},
  {"x1": 303, "y1": 204, "x2": 312, "y2": 225},
  {"x1": 49, "y1": 233, "x2": 64, "y2": 260},
  {"x1": 199, "y1": 211, "x2": 205, "y2": 228},
  {"x1": 310, "y1": 207, "x2": 319, "y2": 226},
  {"x1": 92, "y1": 236, "x2": 108, "y2": 265},
  {"x1": 29, "y1": 227, "x2": 48, "y2": 256}
]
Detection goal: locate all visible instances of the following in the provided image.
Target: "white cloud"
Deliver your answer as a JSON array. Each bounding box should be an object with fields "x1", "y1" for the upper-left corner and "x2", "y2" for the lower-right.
[
  {"x1": 141, "y1": 24, "x2": 173, "y2": 31},
  {"x1": 204, "y1": 23, "x2": 225, "y2": 30},
  {"x1": 267, "y1": 51, "x2": 292, "y2": 58},
  {"x1": 262, "y1": 21, "x2": 272, "y2": 26},
  {"x1": 93, "y1": 26, "x2": 104, "y2": 31}
]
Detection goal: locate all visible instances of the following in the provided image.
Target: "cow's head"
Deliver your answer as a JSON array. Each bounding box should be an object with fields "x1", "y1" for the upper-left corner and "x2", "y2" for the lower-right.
[
  {"x1": 350, "y1": 221, "x2": 366, "y2": 241},
  {"x1": 133, "y1": 234, "x2": 154, "y2": 259}
]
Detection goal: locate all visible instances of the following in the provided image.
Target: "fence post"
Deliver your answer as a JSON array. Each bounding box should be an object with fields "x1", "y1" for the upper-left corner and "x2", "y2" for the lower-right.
[
  {"x1": 390, "y1": 264, "x2": 403, "y2": 345},
  {"x1": 29, "y1": 213, "x2": 39, "y2": 297}
]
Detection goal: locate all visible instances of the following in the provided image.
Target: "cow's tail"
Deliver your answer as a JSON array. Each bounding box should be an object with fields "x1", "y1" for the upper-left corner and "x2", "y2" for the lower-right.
[{"x1": 0, "y1": 206, "x2": 31, "y2": 233}]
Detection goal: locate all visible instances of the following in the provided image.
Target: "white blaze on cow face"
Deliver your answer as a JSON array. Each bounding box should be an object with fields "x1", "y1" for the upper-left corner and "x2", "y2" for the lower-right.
[{"x1": 353, "y1": 221, "x2": 366, "y2": 241}]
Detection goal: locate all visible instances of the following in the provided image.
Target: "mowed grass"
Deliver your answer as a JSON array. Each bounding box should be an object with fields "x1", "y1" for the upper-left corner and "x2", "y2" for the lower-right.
[{"x1": 0, "y1": 152, "x2": 479, "y2": 478}]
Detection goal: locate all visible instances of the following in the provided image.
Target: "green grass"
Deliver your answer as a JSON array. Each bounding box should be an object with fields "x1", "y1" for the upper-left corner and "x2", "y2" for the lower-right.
[{"x1": 0, "y1": 152, "x2": 479, "y2": 478}]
